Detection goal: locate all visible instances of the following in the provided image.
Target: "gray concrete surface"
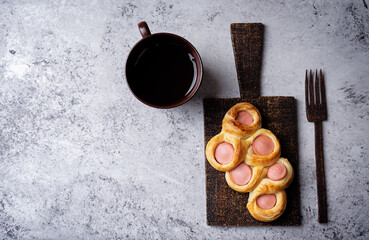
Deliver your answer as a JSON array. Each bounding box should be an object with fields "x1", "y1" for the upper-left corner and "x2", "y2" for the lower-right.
[{"x1": 1, "y1": 0, "x2": 369, "y2": 239}]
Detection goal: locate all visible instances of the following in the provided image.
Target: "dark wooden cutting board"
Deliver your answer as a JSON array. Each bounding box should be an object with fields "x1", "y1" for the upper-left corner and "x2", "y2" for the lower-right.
[{"x1": 203, "y1": 23, "x2": 301, "y2": 226}]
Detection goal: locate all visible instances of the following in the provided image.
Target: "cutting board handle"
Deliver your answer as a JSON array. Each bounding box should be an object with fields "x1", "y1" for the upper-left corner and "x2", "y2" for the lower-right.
[{"x1": 231, "y1": 23, "x2": 264, "y2": 100}]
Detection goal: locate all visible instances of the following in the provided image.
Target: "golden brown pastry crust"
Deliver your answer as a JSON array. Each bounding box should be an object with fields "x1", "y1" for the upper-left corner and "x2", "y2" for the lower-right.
[
  {"x1": 205, "y1": 133, "x2": 246, "y2": 172},
  {"x1": 247, "y1": 190, "x2": 287, "y2": 222},
  {"x1": 205, "y1": 103, "x2": 261, "y2": 172},
  {"x1": 245, "y1": 128, "x2": 281, "y2": 167},
  {"x1": 225, "y1": 164, "x2": 267, "y2": 193},
  {"x1": 205, "y1": 102, "x2": 294, "y2": 222},
  {"x1": 263, "y1": 158, "x2": 294, "y2": 191},
  {"x1": 222, "y1": 102, "x2": 262, "y2": 139},
  {"x1": 246, "y1": 158, "x2": 294, "y2": 222}
]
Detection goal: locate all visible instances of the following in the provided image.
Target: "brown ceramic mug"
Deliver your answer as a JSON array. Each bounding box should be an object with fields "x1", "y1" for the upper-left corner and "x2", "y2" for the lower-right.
[{"x1": 125, "y1": 22, "x2": 203, "y2": 109}]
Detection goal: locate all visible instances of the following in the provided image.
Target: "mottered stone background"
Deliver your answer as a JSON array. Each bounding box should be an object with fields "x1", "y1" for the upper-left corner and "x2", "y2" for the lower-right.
[{"x1": 0, "y1": 0, "x2": 368, "y2": 239}]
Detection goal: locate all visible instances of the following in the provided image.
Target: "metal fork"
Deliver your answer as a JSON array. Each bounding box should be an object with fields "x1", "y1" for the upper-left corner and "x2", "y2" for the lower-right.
[{"x1": 305, "y1": 69, "x2": 328, "y2": 223}]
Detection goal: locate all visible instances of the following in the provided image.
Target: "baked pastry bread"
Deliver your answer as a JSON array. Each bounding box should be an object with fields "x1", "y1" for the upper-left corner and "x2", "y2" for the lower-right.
[
  {"x1": 205, "y1": 103, "x2": 261, "y2": 172},
  {"x1": 246, "y1": 157, "x2": 294, "y2": 221},
  {"x1": 246, "y1": 128, "x2": 281, "y2": 167},
  {"x1": 222, "y1": 102, "x2": 262, "y2": 139},
  {"x1": 247, "y1": 189, "x2": 287, "y2": 222},
  {"x1": 205, "y1": 133, "x2": 245, "y2": 172},
  {"x1": 225, "y1": 163, "x2": 266, "y2": 193},
  {"x1": 205, "y1": 102, "x2": 294, "y2": 222}
]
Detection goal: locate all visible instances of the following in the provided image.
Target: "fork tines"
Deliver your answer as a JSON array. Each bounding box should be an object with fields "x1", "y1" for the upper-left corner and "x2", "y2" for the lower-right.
[{"x1": 305, "y1": 69, "x2": 327, "y2": 122}]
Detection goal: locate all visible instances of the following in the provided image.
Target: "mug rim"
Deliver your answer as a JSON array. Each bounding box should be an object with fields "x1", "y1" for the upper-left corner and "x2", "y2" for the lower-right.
[{"x1": 125, "y1": 32, "x2": 203, "y2": 109}]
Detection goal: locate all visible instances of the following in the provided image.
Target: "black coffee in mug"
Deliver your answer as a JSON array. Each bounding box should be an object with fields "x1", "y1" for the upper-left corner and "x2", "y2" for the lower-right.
[
  {"x1": 127, "y1": 36, "x2": 197, "y2": 107},
  {"x1": 125, "y1": 22, "x2": 203, "y2": 109}
]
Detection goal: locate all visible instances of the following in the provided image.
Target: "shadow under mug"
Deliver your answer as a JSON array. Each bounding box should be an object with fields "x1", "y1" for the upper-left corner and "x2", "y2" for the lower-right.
[{"x1": 125, "y1": 22, "x2": 203, "y2": 109}]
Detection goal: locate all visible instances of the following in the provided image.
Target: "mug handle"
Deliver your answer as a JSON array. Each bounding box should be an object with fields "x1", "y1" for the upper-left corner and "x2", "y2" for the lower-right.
[{"x1": 138, "y1": 21, "x2": 151, "y2": 38}]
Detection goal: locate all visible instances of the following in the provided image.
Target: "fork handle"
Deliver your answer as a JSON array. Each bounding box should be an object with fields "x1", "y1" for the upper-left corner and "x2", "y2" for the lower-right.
[{"x1": 314, "y1": 121, "x2": 328, "y2": 223}]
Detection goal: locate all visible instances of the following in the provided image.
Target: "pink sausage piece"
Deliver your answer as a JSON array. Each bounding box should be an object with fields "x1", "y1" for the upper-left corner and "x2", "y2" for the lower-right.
[
  {"x1": 236, "y1": 111, "x2": 254, "y2": 126},
  {"x1": 256, "y1": 194, "x2": 277, "y2": 210},
  {"x1": 215, "y1": 142, "x2": 234, "y2": 165},
  {"x1": 230, "y1": 163, "x2": 252, "y2": 186},
  {"x1": 252, "y1": 135, "x2": 274, "y2": 156},
  {"x1": 267, "y1": 162, "x2": 287, "y2": 181}
]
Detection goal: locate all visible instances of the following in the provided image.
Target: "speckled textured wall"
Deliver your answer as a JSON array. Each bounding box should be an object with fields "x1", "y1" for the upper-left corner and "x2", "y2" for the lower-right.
[{"x1": 0, "y1": 0, "x2": 368, "y2": 239}]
